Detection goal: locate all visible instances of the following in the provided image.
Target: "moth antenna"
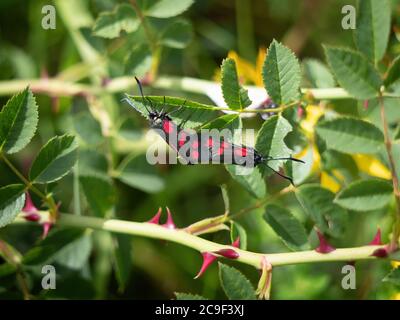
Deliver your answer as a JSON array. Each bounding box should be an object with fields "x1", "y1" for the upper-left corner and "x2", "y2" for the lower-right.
[
  {"x1": 266, "y1": 164, "x2": 295, "y2": 186},
  {"x1": 134, "y1": 76, "x2": 152, "y2": 114},
  {"x1": 267, "y1": 157, "x2": 305, "y2": 163}
]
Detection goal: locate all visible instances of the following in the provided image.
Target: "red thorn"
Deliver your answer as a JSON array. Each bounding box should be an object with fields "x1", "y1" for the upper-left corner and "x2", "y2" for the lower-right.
[
  {"x1": 371, "y1": 247, "x2": 388, "y2": 258},
  {"x1": 148, "y1": 207, "x2": 162, "y2": 224},
  {"x1": 42, "y1": 222, "x2": 52, "y2": 239},
  {"x1": 297, "y1": 106, "x2": 304, "y2": 118},
  {"x1": 194, "y1": 252, "x2": 216, "y2": 279},
  {"x1": 162, "y1": 207, "x2": 176, "y2": 230},
  {"x1": 214, "y1": 248, "x2": 239, "y2": 259},
  {"x1": 315, "y1": 230, "x2": 336, "y2": 254},
  {"x1": 369, "y1": 228, "x2": 382, "y2": 245},
  {"x1": 24, "y1": 213, "x2": 41, "y2": 222},
  {"x1": 232, "y1": 237, "x2": 240, "y2": 248},
  {"x1": 22, "y1": 192, "x2": 38, "y2": 214}
]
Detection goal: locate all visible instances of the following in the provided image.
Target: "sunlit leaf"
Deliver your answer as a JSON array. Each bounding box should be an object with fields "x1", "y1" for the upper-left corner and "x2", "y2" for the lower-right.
[
  {"x1": 0, "y1": 184, "x2": 25, "y2": 228},
  {"x1": 0, "y1": 88, "x2": 38, "y2": 154},
  {"x1": 218, "y1": 263, "x2": 256, "y2": 300},
  {"x1": 324, "y1": 46, "x2": 382, "y2": 99},
  {"x1": 29, "y1": 135, "x2": 78, "y2": 183},
  {"x1": 264, "y1": 204, "x2": 309, "y2": 250},
  {"x1": 262, "y1": 40, "x2": 301, "y2": 104},
  {"x1": 334, "y1": 179, "x2": 393, "y2": 211}
]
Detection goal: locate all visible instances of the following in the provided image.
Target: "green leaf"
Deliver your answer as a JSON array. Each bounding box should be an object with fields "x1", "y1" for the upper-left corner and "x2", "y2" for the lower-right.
[
  {"x1": 384, "y1": 56, "x2": 400, "y2": 89},
  {"x1": 0, "y1": 88, "x2": 38, "y2": 154},
  {"x1": 383, "y1": 268, "x2": 400, "y2": 286},
  {"x1": 324, "y1": 46, "x2": 382, "y2": 99},
  {"x1": 354, "y1": 0, "x2": 391, "y2": 63},
  {"x1": 74, "y1": 112, "x2": 103, "y2": 145},
  {"x1": 218, "y1": 263, "x2": 256, "y2": 300},
  {"x1": 125, "y1": 95, "x2": 220, "y2": 128},
  {"x1": 230, "y1": 221, "x2": 247, "y2": 250},
  {"x1": 264, "y1": 204, "x2": 308, "y2": 250},
  {"x1": 54, "y1": 233, "x2": 92, "y2": 270},
  {"x1": 220, "y1": 184, "x2": 230, "y2": 213},
  {"x1": 226, "y1": 165, "x2": 266, "y2": 199},
  {"x1": 255, "y1": 115, "x2": 293, "y2": 171},
  {"x1": 29, "y1": 135, "x2": 78, "y2": 183},
  {"x1": 80, "y1": 175, "x2": 116, "y2": 217},
  {"x1": 334, "y1": 179, "x2": 393, "y2": 211},
  {"x1": 116, "y1": 154, "x2": 165, "y2": 193},
  {"x1": 160, "y1": 19, "x2": 193, "y2": 49},
  {"x1": 302, "y1": 59, "x2": 335, "y2": 88},
  {"x1": 125, "y1": 44, "x2": 152, "y2": 78},
  {"x1": 113, "y1": 234, "x2": 132, "y2": 292},
  {"x1": 92, "y1": 4, "x2": 140, "y2": 39},
  {"x1": 296, "y1": 184, "x2": 348, "y2": 237},
  {"x1": 221, "y1": 58, "x2": 251, "y2": 110},
  {"x1": 145, "y1": 0, "x2": 194, "y2": 18},
  {"x1": 78, "y1": 149, "x2": 108, "y2": 177},
  {"x1": 395, "y1": 124, "x2": 400, "y2": 141},
  {"x1": 0, "y1": 184, "x2": 25, "y2": 228},
  {"x1": 262, "y1": 40, "x2": 301, "y2": 104},
  {"x1": 316, "y1": 117, "x2": 384, "y2": 154},
  {"x1": 23, "y1": 228, "x2": 85, "y2": 265},
  {"x1": 175, "y1": 292, "x2": 207, "y2": 300}
]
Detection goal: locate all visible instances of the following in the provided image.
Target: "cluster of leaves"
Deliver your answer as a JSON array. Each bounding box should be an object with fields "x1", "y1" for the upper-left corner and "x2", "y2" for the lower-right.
[{"x1": 92, "y1": 0, "x2": 194, "y2": 78}]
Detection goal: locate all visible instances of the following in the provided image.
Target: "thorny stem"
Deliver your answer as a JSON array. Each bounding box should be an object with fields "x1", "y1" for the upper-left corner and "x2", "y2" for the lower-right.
[
  {"x1": 0, "y1": 153, "x2": 58, "y2": 218},
  {"x1": 378, "y1": 94, "x2": 400, "y2": 249},
  {"x1": 1, "y1": 76, "x2": 400, "y2": 100},
  {"x1": 14, "y1": 212, "x2": 393, "y2": 268}
]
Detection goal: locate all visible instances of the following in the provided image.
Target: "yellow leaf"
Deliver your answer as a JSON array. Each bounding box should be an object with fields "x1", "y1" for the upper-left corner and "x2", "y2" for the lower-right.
[
  {"x1": 392, "y1": 261, "x2": 400, "y2": 268},
  {"x1": 300, "y1": 105, "x2": 324, "y2": 137},
  {"x1": 353, "y1": 154, "x2": 391, "y2": 180}
]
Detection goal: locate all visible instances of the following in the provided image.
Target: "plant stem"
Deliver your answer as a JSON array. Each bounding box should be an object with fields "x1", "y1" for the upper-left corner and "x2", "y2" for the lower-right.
[
  {"x1": 16, "y1": 212, "x2": 392, "y2": 268},
  {"x1": 378, "y1": 94, "x2": 400, "y2": 249}
]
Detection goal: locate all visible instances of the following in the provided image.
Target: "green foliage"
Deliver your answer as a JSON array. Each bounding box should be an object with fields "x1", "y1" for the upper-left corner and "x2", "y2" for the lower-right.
[
  {"x1": 383, "y1": 268, "x2": 400, "y2": 286},
  {"x1": 324, "y1": 46, "x2": 382, "y2": 99},
  {"x1": 0, "y1": 184, "x2": 25, "y2": 228},
  {"x1": 160, "y1": 19, "x2": 193, "y2": 49},
  {"x1": 115, "y1": 154, "x2": 165, "y2": 193},
  {"x1": 230, "y1": 221, "x2": 247, "y2": 250},
  {"x1": 29, "y1": 135, "x2": 78, "y2": 184},
  {"x1": 218, "y1": 263, "x2": 256, "y2": 300},
  {"x1": 226, "y1": 165, "x2": 266, "y2": 199},
  {"x1": 316, "y1": 117, "x2": 384, "y2": 154},
  {"x1": 262, "y1": 40, "x2": 301, "y2": 104},
  {"x1": 113, "y1": 234, "x2": 132, "y2": 292},
  {"x1": 264, "y1": 204, "x2": 308, "y2": 250},
  {"x1": 144, "y1": 0, "x2": 194, "y2": 18},
  {"x1": 354, "y1": 0, "x2": 391, "y2": 64},
  {"x1": 80, "y1": 175, "x2": 116, "y2": 217},
  {"x1": 334, "y1": 179, "x2": 393, "y2": 211},
  {"x1": 221, "y1": 58, "x2": 251, "y2": 110},
  {"x1": 255, "y1": 115, "x2": 292, "y2": 171},
  {"x1": 384, "y1": 56, "x2": 400, "y2": 90},
  {"x1": 296, "y1": 185, "x2": 348, "y2": 237},
  {"x1": 92, "y1": 4, "x2": 140, "y2": 39},
  {"x1": 302, "y1": 59, "x2": 335, "y2": 88},
  {"x1": 74, "y1": 113, "x2": 103, "y2": 146},
  {"x1": 125, "y1": 44, "x2": 152, "y2": 78},
  {"x1": 0, "y1": 87, "x2": 38, "y2": 154},
  {"x1": 175, "y1": 292, "x2": 208, "y2": 300}
]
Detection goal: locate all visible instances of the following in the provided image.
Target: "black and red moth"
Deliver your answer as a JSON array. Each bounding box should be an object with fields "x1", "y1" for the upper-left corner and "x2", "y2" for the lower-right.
[{"x1": 122, "y1": 77, "x2": 304, "y2": 184}]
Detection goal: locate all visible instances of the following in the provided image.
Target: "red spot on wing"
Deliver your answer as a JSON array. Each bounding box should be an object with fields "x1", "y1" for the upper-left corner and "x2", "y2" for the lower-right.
[
  {"x1": 163, "y1": 120, "x2": 174, "y2": 134},
  {"x1": 234, "y1": 147, "x2": 247, "y2": 157},
  {"x1": 192, "y1": 150, "x2": 199, "y2": 159}
]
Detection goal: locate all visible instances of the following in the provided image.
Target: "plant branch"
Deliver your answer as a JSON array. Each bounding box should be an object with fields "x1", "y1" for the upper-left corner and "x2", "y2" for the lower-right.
[
  {"x1": 2, "y1": 76, "x2": 400, "y2": 101},
  {"x1": 15, "y1": 212, "x2": 394, "y2": 268},
  {"x1": 378, "y1": 94, "x2": 400, "y2": 249}
]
